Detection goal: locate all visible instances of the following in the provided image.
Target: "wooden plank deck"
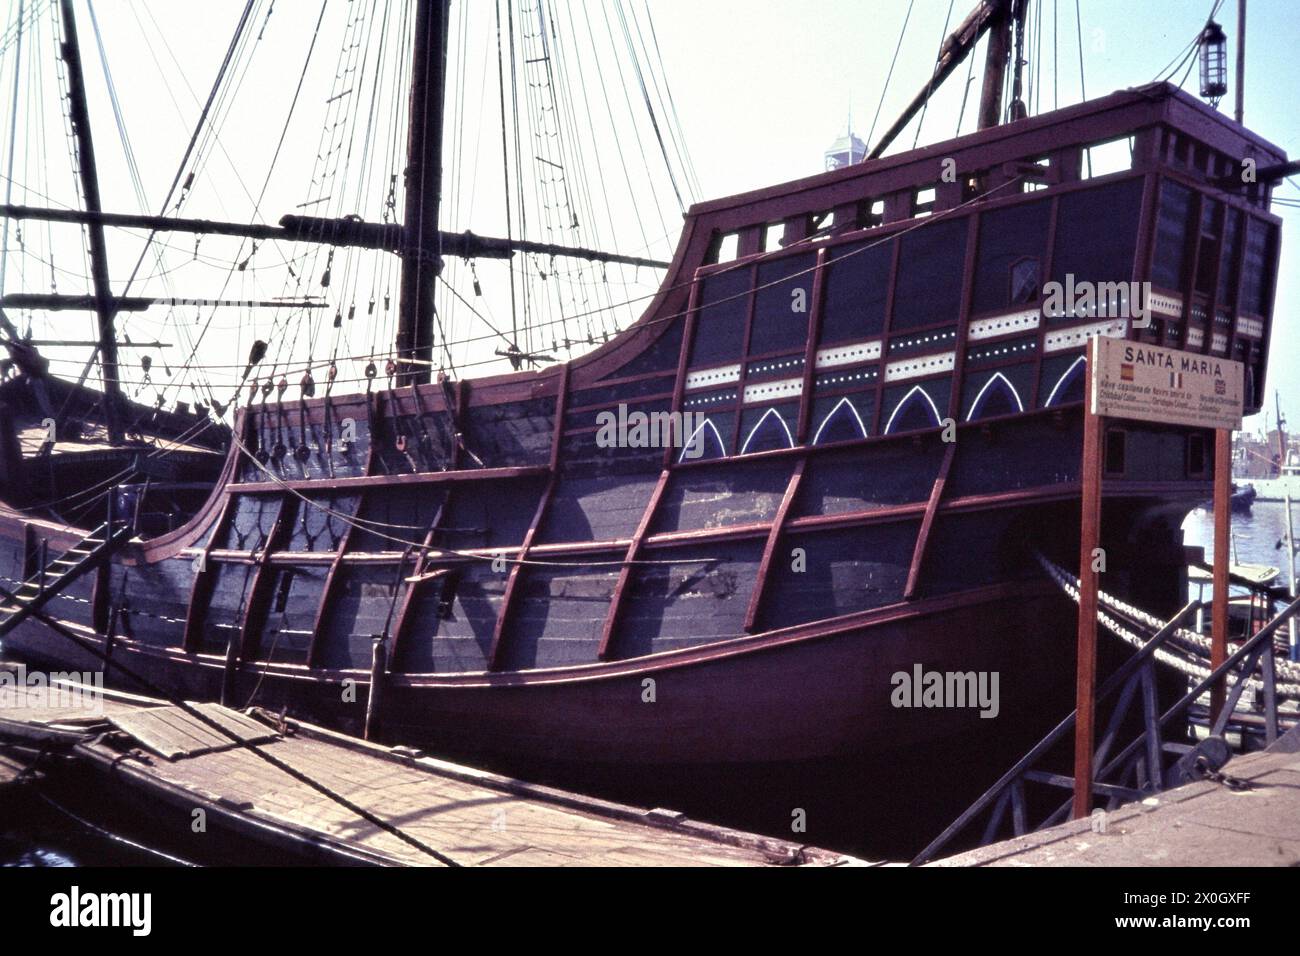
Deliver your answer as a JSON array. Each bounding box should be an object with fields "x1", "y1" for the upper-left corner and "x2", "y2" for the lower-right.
[
  {"x1": 0, "y1": 681, "x2": 868, "y2": 867},
  {"x1": 108, "y1": 701, "x2": 278, "y2": 759},
  {"x1": 0, "y1": 750, "x2": 27, "y2": 787},
  {"x1": 934, "y1": 734, "x2": 1300, "y2": 867}
]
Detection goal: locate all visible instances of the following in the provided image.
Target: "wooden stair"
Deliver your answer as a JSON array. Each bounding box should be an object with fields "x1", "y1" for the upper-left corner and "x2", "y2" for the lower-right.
[{"x1": 0, "y1": 518, "x2": 132, "y2": 637}]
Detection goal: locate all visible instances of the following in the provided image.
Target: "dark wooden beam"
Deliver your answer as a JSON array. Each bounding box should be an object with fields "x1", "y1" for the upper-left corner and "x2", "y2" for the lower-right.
[
  {"x1": 395, "y1": 0, "x2": 451, "y2": 387},
  {"x1": 904, "y1": 440, "x2": 957, "y2": 599},
  {"x1": 58, "y1": 0, "x2": 122, "y2": 442},
  {"x1": 389, "y1": 497, "x2": 450, "y2": 672},
  {"x1": 795, "y1": 248, "x2": 829, "y2": 444},
  {"x1": 743, "y1": 458, "x2": 806, "y2": 632},
  {"x1": 305, "y1": 393, "x2": 380, "y2": 668},
  {"x1": 232, "y1": 463, "x2": 549, "y2": 494},
  {"x1": 597, "y1": 469, "x2": 670, "y2": 662},
  {"x1": 1235, "y1": 0, "x2": 1246, "y2": 125},
  {"x1": 487, "y1": 364, "x2": 568, "y2": 670},
  {"x1": 20, "y1": 338, "x2": 172, "y2": 348},
  {"x1": 181, "y1": 493, "x2": 234, "y2": 653},
  {"x1": 0, "y1": 204, "x2": 670, "y2": 269},
  {"x1": 868, "y1": 0, "x2": 1009, "y2": 159},
  {"x1": 977, "y1": 0, "x2": 1015, "y2": 130},
  {"x1": 235, "y1": 493, "x2": 293, "y2": 665},
  {"x1": 1, "y1": 294, "x2": 326, "y2": 312}
]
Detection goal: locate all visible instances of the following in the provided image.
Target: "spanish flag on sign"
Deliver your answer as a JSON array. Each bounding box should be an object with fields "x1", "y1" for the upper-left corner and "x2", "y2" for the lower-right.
[{"x1": 1120, "y1": 363, "x2": 1134, "y2": 382}]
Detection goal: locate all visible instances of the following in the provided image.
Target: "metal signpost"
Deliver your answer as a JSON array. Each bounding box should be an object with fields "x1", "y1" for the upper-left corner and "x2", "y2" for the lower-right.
[{"x1": 1073, "y1": 335, "x2": 1245, "y2": 819}]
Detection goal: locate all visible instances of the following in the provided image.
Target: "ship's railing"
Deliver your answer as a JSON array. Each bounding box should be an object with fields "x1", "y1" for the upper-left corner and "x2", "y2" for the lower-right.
[{"x1": 911, "y1": 592, "x2": 1300, "y2": 865}]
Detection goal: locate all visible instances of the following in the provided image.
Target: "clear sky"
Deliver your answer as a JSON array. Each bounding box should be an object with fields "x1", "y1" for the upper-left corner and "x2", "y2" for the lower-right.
[{"x1": 0, "y1": 0, "x2": 1296, "y2": 431}]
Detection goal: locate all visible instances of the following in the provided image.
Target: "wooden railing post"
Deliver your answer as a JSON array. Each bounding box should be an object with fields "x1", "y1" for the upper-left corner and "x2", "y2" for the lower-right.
[{"x1": 365, "y1": 634, "x2": 388, "y2": 741}]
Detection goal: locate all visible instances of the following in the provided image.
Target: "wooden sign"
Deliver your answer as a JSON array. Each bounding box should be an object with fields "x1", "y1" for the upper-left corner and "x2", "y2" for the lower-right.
[{"x1": 1090, "y1": 337, "x2": 1245, "y2": 430}]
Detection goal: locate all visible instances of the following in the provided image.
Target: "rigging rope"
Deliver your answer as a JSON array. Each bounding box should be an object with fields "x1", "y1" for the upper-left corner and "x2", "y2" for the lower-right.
[
  {"x1": 1037, "y1": 553, "x2": 1300, "y2": 696},
  {"x1": 866, "y1": 0, "x2": 914, "y2": 149}
]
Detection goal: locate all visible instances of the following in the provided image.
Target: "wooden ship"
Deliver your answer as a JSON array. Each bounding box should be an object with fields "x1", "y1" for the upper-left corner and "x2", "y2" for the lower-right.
[{"x1": 0, "y1": 0, "x2": 1289, "y2": 840}]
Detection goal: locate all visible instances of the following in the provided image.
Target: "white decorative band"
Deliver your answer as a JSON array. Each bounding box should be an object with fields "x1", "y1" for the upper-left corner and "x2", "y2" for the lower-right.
[
  {"x1": 884, "y1": 351, "x2": 956, "y2": 383},
  {"x1": 685, "y1": 363, "x2": 741, "y2": 391},
  {"x1": 1185, "y1": 326, "x2": 1205, "y2": 349},
  {"x1": 1235, "y1": 316, "x2": 1264, "y2": 338},
  {"x1": 967, "y1": 308, "x2": 1040, "y2": 341},
  {"x1": 743, "y1": 377, "x2": 804, "y2": 404},
  {"x1": 813, "y1": 339, "x2": 882, "y2": 370},
  {"x1": 1043, "y1": 319, "x2": 1128, "y2": 353},
  {"x1": 1147, "y1": 291, "x2": 1184, "y2": 319},
  {"x1": 1211, "y1": 332, "x2": 1229, "y2": 353}
]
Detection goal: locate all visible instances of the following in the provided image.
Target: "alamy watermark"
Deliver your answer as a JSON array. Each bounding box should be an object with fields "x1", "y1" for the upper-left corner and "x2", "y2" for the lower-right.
[
  {"x1": 0, "y1": 664, "x2": 104, "y2": 715},
  {"x1": 1042, "y1": 274, "x2": 1152, "y2": 329},
  {"x1": 890, "y1": 665, "x2": 1000, "y2": 719},
  {"x1": 50, "y1": 886, "x2": 151, "y2": 937},
  {"x1": 595, "y1": 404, "x2": 706, "y2": 459}
]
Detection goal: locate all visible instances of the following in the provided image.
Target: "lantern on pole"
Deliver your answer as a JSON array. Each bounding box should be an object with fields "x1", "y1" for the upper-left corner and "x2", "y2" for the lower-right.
[{"x1": 1199, "y1": 20, "x2": 1228, "y2": 105}]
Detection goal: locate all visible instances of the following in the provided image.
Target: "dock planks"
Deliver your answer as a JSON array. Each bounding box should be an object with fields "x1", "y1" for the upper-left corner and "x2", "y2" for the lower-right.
[
  {"x1": 108, "y1": 702, "x2": 279, "y2": 759},
  {"x1": 935, "y1": 739, "x2": 1300, "y2": 867},
  {"x1": 0, "y1": 682, "x2": 865, "y2": 867}
]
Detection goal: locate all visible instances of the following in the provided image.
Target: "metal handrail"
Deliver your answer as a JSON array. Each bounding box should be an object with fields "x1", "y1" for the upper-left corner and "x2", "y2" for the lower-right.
[
  {"x1": 910, "y1": 600, "x2": 1201, "y2": 865},
  {"x1": 914, "y1": 593, "x2": 1300, "y2": 864},
  {"x1": 1094, "y1": 593, "x2": 1300, "y2": 782},
  {"x1": 1032, "y1": 591, "x2": 1300, "y2": 831}
]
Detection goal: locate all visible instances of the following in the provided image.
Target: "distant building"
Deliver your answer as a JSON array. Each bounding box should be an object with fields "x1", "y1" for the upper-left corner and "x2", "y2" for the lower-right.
[
  {"x1": 824, "y1": 129, "x2": 866, "y2": 171},
  {"x1": 1235, "y1": 428, "x2": 1299, "y2": 479}
]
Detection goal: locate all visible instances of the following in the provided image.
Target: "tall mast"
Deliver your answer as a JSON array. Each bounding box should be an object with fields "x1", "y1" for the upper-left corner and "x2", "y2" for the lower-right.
[
  {"x1": 396, "y1": 0, "x2": 451, "y2": 388},
  {"x1": 1235, "y1": 0, "x2": 1246, "y2": 123},
  {"x1": 976, "y1": 0, "x2": 1019, "y2": 129},
  {"x1": 866, "y1": 0, "x2": 1021, "y2": 159},
  {"x1": 58, "y1": 0, "x2": 123, "y2": 443},
  {"x1": 1276, "y1": 389, "x2": 1287, "y2": 476}
]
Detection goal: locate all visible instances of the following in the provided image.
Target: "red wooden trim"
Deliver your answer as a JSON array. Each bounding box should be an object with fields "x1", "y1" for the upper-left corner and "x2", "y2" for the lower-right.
[
  {"x1": 597, "y1": 468, "x2": 671, "y2": 661},
  {"x1": 232, "y1": 463, "x2": 549, "y2": 494},
  {"x1": 388, "y1": 496, "x2": 449, "y2": 672},
  {"x1": 180, "y1": 499, "x2": 226, "y2": 652},
  {"x1": 903, "y1": 439, "x2": 957, "y2": 599},
  {"x1": 548, "y1": 363, "x2": 569, "y2": 473},
  {"x1": 486, "y1": 474, "x2": 555, "y2": 671},
  {"x1": 795, "y1": 248, "x2": 829, "y2": 444},
  {"x1": 1028, "y1": 193, "x2": 1061, "y2": 410},
  {"x1": 1219, "y1": 204, "x2": 1244, "y2": 362},
  {"x1": 1201, "y1": 193, "x2": 1228, "y2": 360},
  {"x1": 565, "y1": 390, "x2": 676, "y2": 417},
  {"x1": 90, "y1": 562, "x2": 109, "y2": 636},
  {"x1": 180, "y1": 457, "x2": 243, "y2": 655},
  {"x1": 1073, "y1": 338, "x2": 1104, "y2": 818},
  {"x1": 1133, "y1": 171, "x2": 1160, "y2": 290},
  {"x1": 729, "y1": 262, "x2": 759, "y2": 455},
  {"x1": 487, "y1": 364, "x2": 569, "y2": 670},
  {"x1": 870, "y1": 238, "x2": 903, "y2": 436},
  {"x1": 743, "y1": 457, "x2": 806, "y2": 632},
  {"x1": 1209, "y1": 427, "x2": 1232, "y2": 720},
  {"x1": 946, "y1": 214, "x2": 981, "y2": 422},
  {"x1": 1159, "y1": 164, "x2": 1283, "y2": 224},
  {"x1": 664, "y1": 281, "x2": 702, "y2": 469},
  {"x1": 306, "y1": 392, "x2": 380, "y2": 667},
  {"x1": 87, "y1": 577, "x2": 1053, "y2": 687},
  {"x1": 233, "y1": 492, "x2": 293, "y2": 662},
  {"x1": 1172, "y1": 190, "x2": 1205, "y2": 351},
  {"x1": 1251, "y1": 212, "x2": 1281, "y2": 403},
  {"x1": 387, "y1": 375, "x2": 467, "y2": 664},
  {"x1": 451, "y1": 378, "x2": 466, "y2": 469},
  {"x1": 569, "y1": 367, "x2": 680, "y2": 393},
  {"x1": 214, "y1": 481, "x2": 1056, "y2": 569}
]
